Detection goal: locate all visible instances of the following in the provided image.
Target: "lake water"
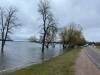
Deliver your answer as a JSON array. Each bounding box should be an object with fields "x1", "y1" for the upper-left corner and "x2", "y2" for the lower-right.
[{"x1": 0, "y1": 42, "x2": 62, "y2": 71}]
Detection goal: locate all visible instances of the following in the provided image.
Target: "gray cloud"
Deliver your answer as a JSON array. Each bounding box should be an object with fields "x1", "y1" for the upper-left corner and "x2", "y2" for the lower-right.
[{"x1": 0, "y1": 0, "x2": 100, "y2": 41}]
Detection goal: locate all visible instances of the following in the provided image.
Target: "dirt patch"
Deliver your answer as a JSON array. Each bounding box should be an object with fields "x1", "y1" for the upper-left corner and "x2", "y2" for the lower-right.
[{"x1": 75, "y1": 48, "x2": 100, "y2": 75}]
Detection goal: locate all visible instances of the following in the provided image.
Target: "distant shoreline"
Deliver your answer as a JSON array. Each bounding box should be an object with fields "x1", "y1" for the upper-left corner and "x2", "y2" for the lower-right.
[{"x1": 0, "y1": 40, "x2": 62, "y2": 44}]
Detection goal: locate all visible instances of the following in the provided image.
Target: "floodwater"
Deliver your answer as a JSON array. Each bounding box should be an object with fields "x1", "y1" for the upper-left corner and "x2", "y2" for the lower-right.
[{"x1": 0, "y1": 42, "x2": 62, "y2": 71}]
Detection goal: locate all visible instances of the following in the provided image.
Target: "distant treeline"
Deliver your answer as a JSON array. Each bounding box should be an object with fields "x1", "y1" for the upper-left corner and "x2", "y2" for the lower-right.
[
  {"x1": 86, "y1": 42, "x2": 100, "y2": 46},
  {"x1": 29, "y1": 40, "x2": 61, "y2": 44}
]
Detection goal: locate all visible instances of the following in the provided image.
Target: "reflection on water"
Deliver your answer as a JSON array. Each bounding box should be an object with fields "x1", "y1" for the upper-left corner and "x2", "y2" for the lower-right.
[{"x1": 0, "y1": 42, "x2": 62, "y2": 71}]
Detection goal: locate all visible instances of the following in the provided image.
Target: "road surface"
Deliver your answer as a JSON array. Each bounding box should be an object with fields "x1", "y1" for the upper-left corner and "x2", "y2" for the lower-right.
[
  {"x1": 85, "y1": 46, "x2": 100, "y2": 68},
  {"x1": 75, "y1": 47, "x2": 100, "y2": 75}
]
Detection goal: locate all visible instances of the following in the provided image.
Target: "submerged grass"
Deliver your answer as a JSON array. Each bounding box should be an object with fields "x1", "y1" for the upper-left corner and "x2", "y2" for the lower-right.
[{"x1": 7, "y1": 48, "x2": 81, "y2": 75}]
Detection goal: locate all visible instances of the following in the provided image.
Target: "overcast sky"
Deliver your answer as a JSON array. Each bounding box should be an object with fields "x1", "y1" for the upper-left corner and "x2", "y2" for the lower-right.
[{"x1": 0, "y1": 0, "x2": 100, "y2": 42}]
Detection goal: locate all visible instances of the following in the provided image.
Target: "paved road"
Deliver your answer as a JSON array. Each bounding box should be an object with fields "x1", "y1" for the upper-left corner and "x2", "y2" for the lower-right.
[
  {"x1": 75, "y1": 48, "x2": 100, "y2": 75},
  {"x1": 85, "y1": 46, "x2": 100, "y2": 68}
]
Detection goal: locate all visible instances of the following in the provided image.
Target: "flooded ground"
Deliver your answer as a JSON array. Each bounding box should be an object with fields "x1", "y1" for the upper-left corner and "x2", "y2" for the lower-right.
[{"x1": 0, "y1": 42, "x2": 62, "y2": 71}]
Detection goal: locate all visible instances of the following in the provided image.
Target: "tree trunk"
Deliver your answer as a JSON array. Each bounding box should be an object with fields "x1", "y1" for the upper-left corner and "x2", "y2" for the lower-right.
[
  {"x1": 1, "y1": 41, "x2": 5, "y2": 53},
  {"x1": 41, "y1": 32, "x2": 46, "y2": 61},
  {"x1": 42, "y1": 39, "x2": 45, "y2": 54},
  {"x1": 42, "y1": 32, "x2": 46, "y2": 53}
]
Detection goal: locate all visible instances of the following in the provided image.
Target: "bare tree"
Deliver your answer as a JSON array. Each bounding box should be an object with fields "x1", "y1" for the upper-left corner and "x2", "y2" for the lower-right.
[
  {"x1": 0, "y1": 7, "x2": 20, "y2": 53},
  {"x1": 44, "y1": 14, "x2": 57, "y2": 48},
  {"x1": 28, "y1": 36, "x2": 37, "y2": 42},
  {"x1": 38, "y1": 0, "x2": 57, "y2": 54}
]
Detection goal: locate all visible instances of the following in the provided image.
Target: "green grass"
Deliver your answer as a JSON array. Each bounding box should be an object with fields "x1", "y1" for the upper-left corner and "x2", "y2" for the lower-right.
[
  {"x1": 7, "y1": 48, "x2": 81, "y2": 75},
  {"x1": 96, "y1": 46, "x2": 100, "y2": 48},
  {"x1": 96, "y1": 46, "x2": 100, "y2": 52}
]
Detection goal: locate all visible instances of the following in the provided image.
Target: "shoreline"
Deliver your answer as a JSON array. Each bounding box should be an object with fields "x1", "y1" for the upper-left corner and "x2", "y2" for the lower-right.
[
  {"x1": 0, "y1": 50, "x2": 63, "y2": 75},
  {"x1": 6, "y1": 48, "x2": 81, "y2": 75}
]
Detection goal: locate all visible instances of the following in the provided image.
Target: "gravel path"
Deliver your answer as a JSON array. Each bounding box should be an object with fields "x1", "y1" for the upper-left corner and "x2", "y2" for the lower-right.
[{"x1": 75, "y1": 48, "x2": 100, "y2": 75}]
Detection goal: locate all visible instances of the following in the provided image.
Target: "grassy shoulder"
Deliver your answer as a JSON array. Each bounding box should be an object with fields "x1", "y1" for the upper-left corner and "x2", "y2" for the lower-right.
[
  {"x1": 96, "y1": 46, "x2": 100, "y2": 49},
  {"x1": 7, "y1": 48, "x2": 81, "y2": 75}
]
